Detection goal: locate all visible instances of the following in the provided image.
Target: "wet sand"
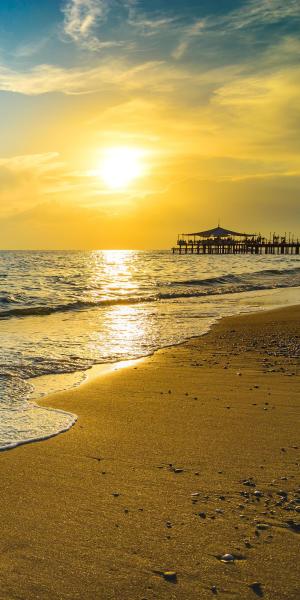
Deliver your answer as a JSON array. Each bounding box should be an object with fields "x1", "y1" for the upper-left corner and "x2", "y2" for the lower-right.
[{"x1": 0, "y1": 305, "x2": 299, "y2": 600}]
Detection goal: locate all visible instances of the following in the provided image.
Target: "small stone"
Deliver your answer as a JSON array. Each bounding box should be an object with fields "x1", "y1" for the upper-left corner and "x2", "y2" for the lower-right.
[
  {"x1": 249, "y1": 581, "x2": 263, "y2": 594},
  {"x1": 173, "y1": 468, "x2": 184, "y2": 474},
  {"x1": 211, "y1": 585, "x2": 217, "y2": 594},
  {"x1": 256, "y1": 523, "x2": 269, "y2": 530},
  {"x1": 243, "y1": 479, "x2": 256, "y2": 487},
  {"x1": 286, "y1": 519, "x2": 300, "y2": 532},
  {"x1": 198, "y1": 512, "x2": 206, "y2": 519},
  {"x1": 220, "y1": 553, "x2": 234, "y2": 563},
  {"x1": 254, "y1": 490, "x2": 263, "y2": 497},
  {"x1": 112, "y1": 492, "x2": 120, "y2": 497},
  {"x1": 162, "y1": 571, "x2": 177, "y2": 582},
  {"x1": 191, "y1": 492, "x2": 200, "y2": 497}
]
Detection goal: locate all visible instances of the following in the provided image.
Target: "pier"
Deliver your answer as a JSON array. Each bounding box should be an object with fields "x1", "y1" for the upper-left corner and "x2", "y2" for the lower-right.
[{"x1": 172, "y1": 226, "x2": 299, "y2": 256}]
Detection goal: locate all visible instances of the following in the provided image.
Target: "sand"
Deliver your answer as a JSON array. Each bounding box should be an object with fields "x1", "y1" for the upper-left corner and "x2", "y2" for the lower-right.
[{"x1": 0, "y1": 305, "x2": 299, "y2": 600}]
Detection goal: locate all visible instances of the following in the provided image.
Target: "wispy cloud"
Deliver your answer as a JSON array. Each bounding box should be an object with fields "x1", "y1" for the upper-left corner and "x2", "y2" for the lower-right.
[
  {"x1": 172, "y1": 20, "x2": 205, "y2": 60},
  {"x1": 225, "y1": 0, "x2": 300, "y2": 30},
  {"x1": 0, "y1": 59, "x2": 185, "y2": 96},
  {"x1": 13, "y1": 38, "x2": 50, "y2": 59},
  {"x1": 62, "y1": 0, "x2": 122, "y2": 50},
  {"x1": 0, "y1": 152, "x2": 62, "y2": 173},
  {"x1": 173, "y1": 0, "x2": 300, "y2": 59}
]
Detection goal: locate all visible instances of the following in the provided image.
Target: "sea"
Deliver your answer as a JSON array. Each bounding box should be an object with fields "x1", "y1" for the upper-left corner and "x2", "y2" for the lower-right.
[{"x1": 0, "y1": 250, "x2": 299, "y2": 450}]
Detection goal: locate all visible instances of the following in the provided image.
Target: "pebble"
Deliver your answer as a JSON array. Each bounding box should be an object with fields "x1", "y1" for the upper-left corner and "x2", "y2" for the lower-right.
[
  {"x1": 173, "y1": 468, "x2": 184, "y2": 474},
  {"x1": 256, "y1": 523, "x2": 269, "y2": 530},
  {"x1": 162, "y1": 571, "x2": 177, "y2": 582},
  {"x1": 243, "y1": 479, "x2": 256, "y2": 487},
  {"x1": 198, "y1": 512, "x2": 206, "y2": 518},
  {"x1": 220, "y1": 553, "x2": 235, "y2": 563},
  {"x1": 112, "y1": 492, "x2": 120, "y2": 497},
  {"x1": 249, "y1": 581, "x2": 263, "y2": 594},
  {"x1": 254, "y1": 490, "x2": 263, "y2": 497}
]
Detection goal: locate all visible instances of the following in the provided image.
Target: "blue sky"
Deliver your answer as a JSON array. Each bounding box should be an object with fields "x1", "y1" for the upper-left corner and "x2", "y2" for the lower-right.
[{"x1": 0, "y1": 0, "x2": 298, "y2": 67}]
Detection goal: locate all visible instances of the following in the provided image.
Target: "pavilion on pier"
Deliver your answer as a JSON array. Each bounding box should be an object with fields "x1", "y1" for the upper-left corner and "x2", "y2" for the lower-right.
[{"x1": 172, "y1": 225, "x2": 299, "y2": 255}]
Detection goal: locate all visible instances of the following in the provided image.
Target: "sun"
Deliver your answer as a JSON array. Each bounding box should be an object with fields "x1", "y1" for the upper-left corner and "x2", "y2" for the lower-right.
[{"x1": 99, "y1": 147, "x2": 144, "y2": 190}]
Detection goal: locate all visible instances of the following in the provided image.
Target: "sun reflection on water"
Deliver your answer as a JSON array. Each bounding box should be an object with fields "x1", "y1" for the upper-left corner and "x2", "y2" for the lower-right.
[{"x1": 90, "y1": 303, "x2": 146, "y2": 358}]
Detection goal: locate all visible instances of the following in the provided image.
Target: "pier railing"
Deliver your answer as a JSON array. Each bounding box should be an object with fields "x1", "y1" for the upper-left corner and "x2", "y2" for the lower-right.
[{"x1": 172, "y1": 237, "x2": 299, "y2": 255}]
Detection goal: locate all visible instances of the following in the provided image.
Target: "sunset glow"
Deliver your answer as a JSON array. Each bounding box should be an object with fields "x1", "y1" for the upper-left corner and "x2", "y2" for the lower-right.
[
  {"x1": 98, "y1": 147, "x2": 144, "y2": 190},
  {"x1": 0, "y1": 1, "x2": 298, "y2": 249}
]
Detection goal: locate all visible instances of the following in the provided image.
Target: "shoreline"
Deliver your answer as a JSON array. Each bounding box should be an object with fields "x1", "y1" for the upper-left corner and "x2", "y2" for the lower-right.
[
  {"x1": 2, "y1": 287, "x2": 299, "y2": 454},
  {"x1": 29, "y1": 282, "x2": 300, "y2": 405},
  {"x1": 0, "y1": 304, "x2": 299, "y2": 599}
]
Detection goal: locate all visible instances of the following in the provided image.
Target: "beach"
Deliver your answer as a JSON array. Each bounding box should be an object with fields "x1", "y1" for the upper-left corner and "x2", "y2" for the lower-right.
[{"x1": 0, "y1": 305, "x2": 299, "y2": 600}]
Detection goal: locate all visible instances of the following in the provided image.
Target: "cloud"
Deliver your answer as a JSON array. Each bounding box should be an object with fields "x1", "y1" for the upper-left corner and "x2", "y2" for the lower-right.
[
  {"x1": 13, "y1": 38, "x2": 49, "y2": 59},
  {"x1": 0, "y1": 153, "x2": 65, "y2": 217},
  {"x1": 62, "y1": 0, "x2": 122, "y2": 50},
  {"x1": 225, "y1": 0, "x2": 300, "y2": 30},
  {"x1": 172, "y1": 20, "x2": 205, "y2": 60},
  {"x1": 0, "y1": 59, "x2": 189, "y2": 96},
  {"x1": 173, "y1": 0, "x2": 300, "y2": 59},
  {"x1": 0, "y1": 152, "x2": 62, "y2": 173}
]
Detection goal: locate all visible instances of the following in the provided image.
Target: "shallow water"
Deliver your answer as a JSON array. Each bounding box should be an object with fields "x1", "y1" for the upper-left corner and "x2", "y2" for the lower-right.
[{"x1": 0, "y1": 250, "x2": 299, "y2": 449}]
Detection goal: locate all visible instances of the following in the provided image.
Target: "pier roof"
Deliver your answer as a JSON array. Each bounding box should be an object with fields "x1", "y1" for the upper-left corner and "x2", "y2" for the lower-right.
[{"x1": 184, "y1": 226, "x2": 253, "y2": 238}]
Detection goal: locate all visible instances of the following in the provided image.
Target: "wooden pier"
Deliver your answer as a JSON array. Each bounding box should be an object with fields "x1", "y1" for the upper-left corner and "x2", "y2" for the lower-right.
[{"x1": 172, "y1": 226, "x2": 299, "y2": 256}]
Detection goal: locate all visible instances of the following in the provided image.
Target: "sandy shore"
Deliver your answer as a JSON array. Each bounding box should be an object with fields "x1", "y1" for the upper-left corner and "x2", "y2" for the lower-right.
[{"x1": 0, "y1": 305, "x2": 299, "y2": 600}]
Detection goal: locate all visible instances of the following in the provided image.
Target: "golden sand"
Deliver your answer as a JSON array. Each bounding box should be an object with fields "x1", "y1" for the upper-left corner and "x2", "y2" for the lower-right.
[{"x1": 0, "y1": 306, "x2": 299, "y2": 599}]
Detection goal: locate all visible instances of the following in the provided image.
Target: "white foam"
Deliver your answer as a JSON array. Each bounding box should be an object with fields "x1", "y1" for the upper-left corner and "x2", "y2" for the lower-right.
[{"x1": 0, "y1": 401, "x2": 77, "y2": 451}]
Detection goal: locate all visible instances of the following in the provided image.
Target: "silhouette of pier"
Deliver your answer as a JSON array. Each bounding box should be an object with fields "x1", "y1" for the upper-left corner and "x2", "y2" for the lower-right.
[{"x1": 172, "y1": 226, "x2": 299, "y2": 255}]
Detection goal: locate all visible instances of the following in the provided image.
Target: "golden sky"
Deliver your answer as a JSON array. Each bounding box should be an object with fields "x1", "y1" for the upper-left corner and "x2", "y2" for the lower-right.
[{"x1": 0, "y1": 0, "x2": 299, "y2": 248}]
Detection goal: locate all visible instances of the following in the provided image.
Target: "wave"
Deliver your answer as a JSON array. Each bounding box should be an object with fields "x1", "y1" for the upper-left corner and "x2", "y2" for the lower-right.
[
  {"x1": 1, "y1": 277, "x2": 299, "y2": 320},
  {"x1": 0, "y1": 296, "x2": 156, "y2": 319},
  {"x1": 168, "y1": 266, "x2": 300, "y2": 287}
]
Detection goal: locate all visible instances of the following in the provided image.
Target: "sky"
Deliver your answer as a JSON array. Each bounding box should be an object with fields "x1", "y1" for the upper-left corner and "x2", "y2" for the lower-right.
[{"x1": 0, "y1": 0, "x2": 299, "y2": 249}]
